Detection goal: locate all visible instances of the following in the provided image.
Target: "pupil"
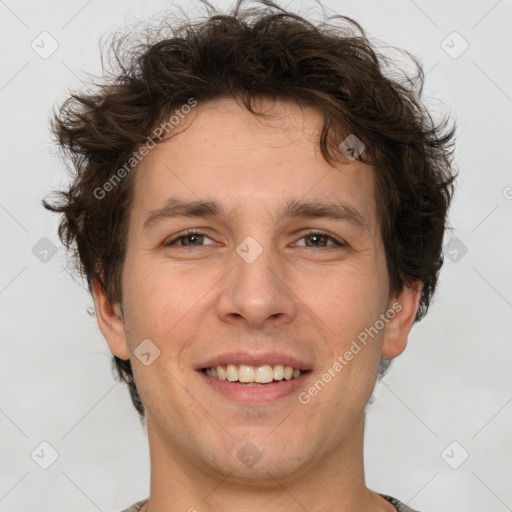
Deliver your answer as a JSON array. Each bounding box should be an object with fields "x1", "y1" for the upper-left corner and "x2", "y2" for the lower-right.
[
  {"x1": 186, "y1": 234, "x2": 200, "y2": 246},
  {"x1": 309, "y1": 234, "x2": 325, "y2": 247}
]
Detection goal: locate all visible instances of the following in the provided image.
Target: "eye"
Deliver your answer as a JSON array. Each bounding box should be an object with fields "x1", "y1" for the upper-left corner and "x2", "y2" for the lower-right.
[
  {"x1": 294, "y1": 231, "x2": 346, "y2": 249},
  {"x1": 163, "y1": 229, "x2": 346, "y2": 249},
  {"x1": 164, "y1": 230, "x2": 215, "y2": 247}
]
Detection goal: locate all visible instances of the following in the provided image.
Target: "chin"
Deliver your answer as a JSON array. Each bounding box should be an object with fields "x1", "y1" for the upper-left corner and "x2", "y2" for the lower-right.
[{"x1": 204, "y1": 434, "x2": 313, "y2": 481}]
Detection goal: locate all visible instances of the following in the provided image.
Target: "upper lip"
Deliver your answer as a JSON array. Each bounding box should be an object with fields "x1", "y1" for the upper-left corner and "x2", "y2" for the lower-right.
[{"x1": 197, "y1": 352, "x2": 312, "y2": 371}]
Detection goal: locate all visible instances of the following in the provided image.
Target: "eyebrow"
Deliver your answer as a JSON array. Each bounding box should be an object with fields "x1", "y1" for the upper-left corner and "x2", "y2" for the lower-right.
[{"x1": 143, "y1": 197, "x2": 370, "y2": 235}]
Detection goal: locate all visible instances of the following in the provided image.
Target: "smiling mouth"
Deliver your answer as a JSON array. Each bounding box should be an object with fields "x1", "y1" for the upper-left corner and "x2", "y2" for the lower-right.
[{"x1": 201, "y1": 364, "x2": 308, "y2": 384}]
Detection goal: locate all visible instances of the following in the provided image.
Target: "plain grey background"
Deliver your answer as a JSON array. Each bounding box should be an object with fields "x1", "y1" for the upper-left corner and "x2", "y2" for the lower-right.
[{"x1": 1, "y1": 0, "x2": 511, "y2": 511}]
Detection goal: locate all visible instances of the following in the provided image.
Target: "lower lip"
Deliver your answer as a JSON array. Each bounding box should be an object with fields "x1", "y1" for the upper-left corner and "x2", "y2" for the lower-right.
[{"x1": 198, "y1": 370, "x2": 311, "y2": 404}]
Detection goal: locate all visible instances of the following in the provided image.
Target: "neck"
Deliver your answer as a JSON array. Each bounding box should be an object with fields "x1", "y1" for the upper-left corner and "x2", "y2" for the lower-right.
[{"x1": 140, "y1": 414, "x2": 395, "y2": 512}]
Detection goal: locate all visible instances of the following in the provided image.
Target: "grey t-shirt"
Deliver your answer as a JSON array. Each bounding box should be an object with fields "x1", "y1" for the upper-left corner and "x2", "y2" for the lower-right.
[{"x1": 119, "y1": 494, "x2": 420, "y2": 511}]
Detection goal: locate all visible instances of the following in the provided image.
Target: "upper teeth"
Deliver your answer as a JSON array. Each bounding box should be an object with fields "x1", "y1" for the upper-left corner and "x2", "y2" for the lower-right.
[{"x1": 205, "y1": 364, "x2": 302, "y2": 383}]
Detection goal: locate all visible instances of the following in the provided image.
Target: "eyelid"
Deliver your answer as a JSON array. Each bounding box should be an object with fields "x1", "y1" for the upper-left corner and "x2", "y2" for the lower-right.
[
  {"x1": 294, "y1": 229, "x2": 346, "y2": 248},
  {"x1": 163, "y1": 229, "x2": 216, "y2": 246},
  {"x1": 163, "y1": 228, "x2": 346, "y2": 248}
]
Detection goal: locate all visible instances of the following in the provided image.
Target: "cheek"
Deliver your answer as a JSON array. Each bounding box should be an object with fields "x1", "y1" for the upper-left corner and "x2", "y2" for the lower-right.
[
  {"x1": 302, "y1": 264, "x2": 388, "y2": 397},
  {"x1": 307, "y1": 264, "x2": 386, "y2": 332},
  {"x1": 122, "y1": 258, "x2": 201, "y2": 334}
]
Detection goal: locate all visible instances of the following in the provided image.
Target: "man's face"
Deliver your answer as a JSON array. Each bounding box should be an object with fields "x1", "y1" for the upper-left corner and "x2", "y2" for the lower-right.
[{"x1": 98, "y1": 97, "x2": 411, "y2": 480}]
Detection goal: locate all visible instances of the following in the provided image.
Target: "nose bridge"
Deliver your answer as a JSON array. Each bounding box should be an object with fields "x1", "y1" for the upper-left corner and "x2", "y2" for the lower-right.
[
  {"x1": 235, "y1": 234, "x2": 280, "y2": 293},
  {"x1": 216, "y1": 233, "x2": 297, "y2": 327}
]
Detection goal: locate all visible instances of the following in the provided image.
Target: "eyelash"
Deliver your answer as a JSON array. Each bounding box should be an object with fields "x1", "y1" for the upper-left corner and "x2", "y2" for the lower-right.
[{"x1": 163, "y1": 229, "x2": 346, "y2": 249}]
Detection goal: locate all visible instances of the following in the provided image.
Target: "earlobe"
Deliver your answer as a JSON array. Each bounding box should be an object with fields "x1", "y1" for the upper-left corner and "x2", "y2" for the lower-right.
[
  {"x1": 91, "y1": 278, "x2": 130, "y2": 361},
  {"x1": 381, "y1": 282, "x2": 422, "y2": 359}
]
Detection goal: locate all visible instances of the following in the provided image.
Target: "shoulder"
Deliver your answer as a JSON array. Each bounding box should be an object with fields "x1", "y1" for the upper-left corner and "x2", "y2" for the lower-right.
[
  {"x1": 118, "y1": 499, "x2": 148, "y2": 512},
  {"x1": 379, "y1": 493, "x2": 422, "y2": 512},
  {"x1": 119, "y1": 495, "x2": 420, "y2": 512}
]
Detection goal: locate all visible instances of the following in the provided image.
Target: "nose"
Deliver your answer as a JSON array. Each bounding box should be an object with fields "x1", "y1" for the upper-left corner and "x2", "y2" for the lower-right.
[{"x1": 216, "y1": 238, "x2": 298, "y2": 329}]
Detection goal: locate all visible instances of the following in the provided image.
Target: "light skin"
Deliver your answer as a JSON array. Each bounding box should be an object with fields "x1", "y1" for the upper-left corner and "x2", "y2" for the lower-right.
[{"x1": 93, "y1": 97, "x2": 421, "y2": 512}]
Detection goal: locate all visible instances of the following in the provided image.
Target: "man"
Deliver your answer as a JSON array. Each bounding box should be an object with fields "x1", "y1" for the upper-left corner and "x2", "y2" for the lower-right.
[{"x1": 44, "y1": 1, "x2": 457, "y2": 511}]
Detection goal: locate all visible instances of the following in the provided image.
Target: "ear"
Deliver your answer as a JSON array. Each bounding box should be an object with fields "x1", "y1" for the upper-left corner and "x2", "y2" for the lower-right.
[
  {"x1": 91, "y1": 277, "x2": 130, "y2": 361},
  {"x1": 381, "y1": 281, "x2": 422, "y2": 359}
]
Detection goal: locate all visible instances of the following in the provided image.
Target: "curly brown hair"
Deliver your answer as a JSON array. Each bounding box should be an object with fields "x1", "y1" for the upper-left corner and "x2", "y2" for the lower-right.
[{"x1": 43, "y1": 0, "x2": 458, "y2": 421}]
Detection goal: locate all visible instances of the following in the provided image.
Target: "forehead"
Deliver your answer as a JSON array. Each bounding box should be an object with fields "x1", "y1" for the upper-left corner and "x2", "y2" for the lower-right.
[{"x1": 131, "y1": 96, "x2": 379, "y2": 236}]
